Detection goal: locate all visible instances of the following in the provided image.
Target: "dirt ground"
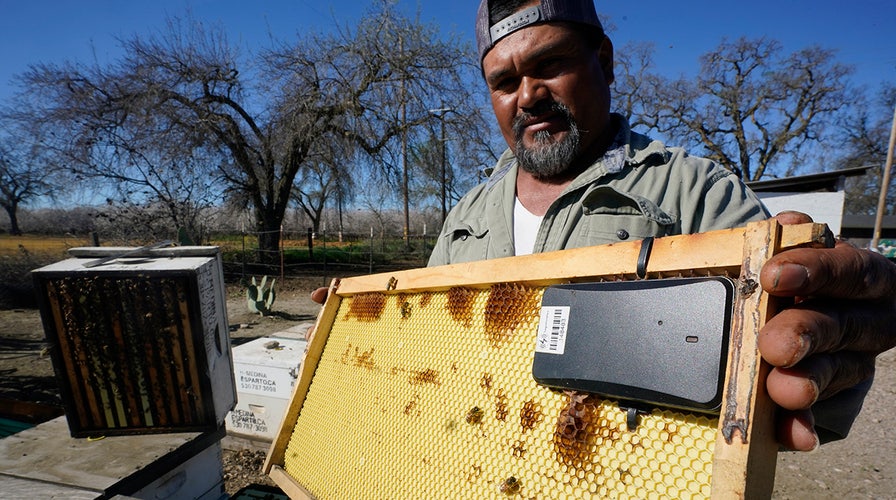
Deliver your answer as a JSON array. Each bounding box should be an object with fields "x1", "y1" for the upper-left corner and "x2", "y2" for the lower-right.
[{"x1": 1, "y1": 276, "x2": 894, "y2": 498}]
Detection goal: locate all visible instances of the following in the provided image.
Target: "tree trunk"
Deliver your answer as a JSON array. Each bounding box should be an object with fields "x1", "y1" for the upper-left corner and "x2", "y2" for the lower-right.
[
  {"x1": 255, "y1": 204, "x2": 285, "y2": 264},
  {"x1": 2, "y1": 203, "x2": 22, "y2": 236}
]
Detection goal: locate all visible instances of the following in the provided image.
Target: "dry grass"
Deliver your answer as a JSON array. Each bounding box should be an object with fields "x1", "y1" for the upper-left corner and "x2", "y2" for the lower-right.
[
  {"x1": 0, "y1": 235, "x2": 92, "y2": 257},
  {"x1": 0, "y1": 235, "x2": 93, "y2": 309}
]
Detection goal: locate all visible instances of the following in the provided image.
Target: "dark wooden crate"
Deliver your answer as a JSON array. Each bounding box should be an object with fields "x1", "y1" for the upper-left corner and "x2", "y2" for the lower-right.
[{"x1": 32, "y1": 247, "x2": 235, "y2": 437}]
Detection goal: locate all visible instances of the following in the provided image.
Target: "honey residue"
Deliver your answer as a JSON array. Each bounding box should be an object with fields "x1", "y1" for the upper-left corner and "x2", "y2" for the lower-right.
[
  {"x1": 446, "y1": 287, "x2": 477, "y2": 327},
  {"x1": 520, "y1": 399, "x2": 543, "y2": 433},
  {"x1": 484, "y1": 283, "x2": 539, "y2": 347},
  {"x1": 494, "y1": 388, "x2": 508, "y2": 421},
  {"x1": 354, "y1": 347, "x2": 376, "y2": 370},
  {"x1": 480, "y1": 373, "x2": 493, "y2": 393},
  {"x1": 346, "y1": 293, "x2": 386, "y2": 321},
  {"x1": 410, "y1": 368, "x2": 440, "y2": 386},
  {"x1": 404, "y1": 395, "x2": 418, "y2": 416},
  {"x1": 553, "y1": 391, "x2": 614, "y2": 467},
  {"x1": 341, "y1": 344, "x2": 376, "y2": 370}
]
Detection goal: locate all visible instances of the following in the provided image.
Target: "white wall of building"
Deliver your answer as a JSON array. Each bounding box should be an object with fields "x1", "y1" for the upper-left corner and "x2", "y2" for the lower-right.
[{"x1": 757, "y1": 191, "x2": 845, "y2": 237}]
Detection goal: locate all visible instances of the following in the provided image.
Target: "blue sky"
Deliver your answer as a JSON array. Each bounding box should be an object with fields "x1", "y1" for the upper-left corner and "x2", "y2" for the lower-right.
[{"x1": 1, "y1": 0, "x2": 894, "y2": 105}]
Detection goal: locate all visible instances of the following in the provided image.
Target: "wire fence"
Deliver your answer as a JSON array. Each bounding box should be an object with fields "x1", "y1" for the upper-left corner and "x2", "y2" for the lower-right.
[
  {"x1": 0, "y1": 226, "x2": 436, "y2": 289},
  {"x1": 211, "y1": 228, "x2": 436, "y2": 285}
]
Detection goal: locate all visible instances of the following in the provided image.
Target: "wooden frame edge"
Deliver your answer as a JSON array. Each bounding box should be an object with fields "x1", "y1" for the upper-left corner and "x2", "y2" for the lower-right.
[
  {"x1": 269, "y1": 465, "x2": 316, "y2": 500},
  {"x1": 710, "y1": 220, "x2": 783, "y2": 498},
  {"x1": 264, "y1": 278, "x2": 343, "y2": 476},
  {"x1": 334, "y1": 223, "x2": 827, "y2": 295}
]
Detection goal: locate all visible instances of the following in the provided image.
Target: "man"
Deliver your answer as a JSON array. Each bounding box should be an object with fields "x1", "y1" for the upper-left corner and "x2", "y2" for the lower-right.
[
  {"x1": 426, "y1": 0, "x2": 896, "y2": 452},
  {"x1": 309, "y1": 0, "x2": 895, "y2": 452}
]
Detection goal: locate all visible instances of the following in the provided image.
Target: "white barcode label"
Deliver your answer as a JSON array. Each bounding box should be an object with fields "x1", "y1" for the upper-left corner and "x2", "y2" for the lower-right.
[{"x1": 535, "y1": 306, "x2": 570, "y2": 355}]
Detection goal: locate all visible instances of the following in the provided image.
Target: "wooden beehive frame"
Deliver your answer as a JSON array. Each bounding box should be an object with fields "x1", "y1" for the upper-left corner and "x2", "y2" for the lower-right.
[{"x1": 265, "y1": 221, "x2": 831, "y2": 499}]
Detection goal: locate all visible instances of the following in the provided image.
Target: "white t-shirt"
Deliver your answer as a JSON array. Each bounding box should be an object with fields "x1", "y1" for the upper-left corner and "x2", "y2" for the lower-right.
[{"x1": 513, "y1": 197, "x2": 544, "y2": 256}]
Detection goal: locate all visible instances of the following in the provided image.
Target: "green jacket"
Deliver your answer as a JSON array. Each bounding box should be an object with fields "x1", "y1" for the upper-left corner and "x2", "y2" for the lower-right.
[{"x1": 428, "y1": 115, "x2": 769, "y2": 267}]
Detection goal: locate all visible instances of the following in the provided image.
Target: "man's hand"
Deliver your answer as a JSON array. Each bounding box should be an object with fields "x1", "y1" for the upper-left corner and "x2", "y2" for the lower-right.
[
  {"x1": 759, "y1": 212, "x2": 896, "y2": 450},
  {"x1": 310, "y1": 287, "x2": 328, "y2": 305},
  {"x1": 304, "y1": 287, "x2": 330, "y2": 341}
]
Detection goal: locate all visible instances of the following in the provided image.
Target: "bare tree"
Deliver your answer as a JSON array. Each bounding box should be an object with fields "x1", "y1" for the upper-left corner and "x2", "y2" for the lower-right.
[
  {"x1": 396, "y1": 107, "x2": 497, "y2": 227},
  {"x1": 9, "y1": 22, "x2": 226, "y2": 243},
  {"x1": 263, "y1": 1, "x2": 490, "y2": 248},
  {"x1": 839, "y1": 84, "x2": 896, "y2": 215},
  {"x1": 615, "y1": 37, "x2": 852, "y2": 181},
  {"x1": 11, "y1": 2, "x2": 488, "y2": 257},
  {"x1": 0, "y1": 123, "x2": 55, "y2": 235},
  {"x1": 612, "y1": 40, "x2": 663, "y2": 132},
  {"x1": 291, "y1": 149, "x2": 354, "y2": 236}
]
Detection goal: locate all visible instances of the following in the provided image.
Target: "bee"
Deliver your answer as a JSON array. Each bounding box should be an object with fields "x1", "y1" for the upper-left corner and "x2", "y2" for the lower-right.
[
  {"x1": 400, "y1": 301, "x2": 412, "y2": 319},
  {"x1": 738, "y1": 277, "x2": 759, "y2": 295},
  {"x1": 387, "y1": 276, "x2": 398, "y2": 290},
  {"x1": 500, "y1": 476, "x2": 521, "y2": 495},
  {"x1": 465, "y1": 406, "x2": 484, "y2": 424}
]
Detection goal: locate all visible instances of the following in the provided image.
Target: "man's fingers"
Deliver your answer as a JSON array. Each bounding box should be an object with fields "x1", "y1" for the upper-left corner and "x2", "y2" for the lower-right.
[
  {"x1": 311, "y1": 286, "x2": 328, "y2": 304},
  {"x1": 771, "y1": 210, "x2": 813, "y2": 226},
  {"x1": 775, "y1": 409, "x2": 819, "y2": 452},
  {"x1": 305, "y1": 325, "x2": 314, "y2": 342},
  {"x1": 766, "y1": 352, "x2": 876, "y2": 411},
  {"x1": 759, "y1": 301, "x2": 896, "y2": 366},
  {"x1": 307, "y1": 287, "x2": 329, "y2": 339},
  {"x1": 761, "y1": 242, "x2": 896, "y2": 301}
]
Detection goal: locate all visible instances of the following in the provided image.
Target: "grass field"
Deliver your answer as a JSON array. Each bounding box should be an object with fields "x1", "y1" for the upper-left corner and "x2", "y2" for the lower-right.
[
  {"x1": 0, "y1": 235, "x2": 94, "y2": 257},
  {"x1": 0, "y1": 233, "x2": 431, "y2": 290}
]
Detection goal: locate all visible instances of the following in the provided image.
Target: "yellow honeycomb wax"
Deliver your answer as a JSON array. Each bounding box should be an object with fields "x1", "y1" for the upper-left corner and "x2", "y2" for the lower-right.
[{"x1": 283, "y1": 284, "x2": 717, "y2": 498}]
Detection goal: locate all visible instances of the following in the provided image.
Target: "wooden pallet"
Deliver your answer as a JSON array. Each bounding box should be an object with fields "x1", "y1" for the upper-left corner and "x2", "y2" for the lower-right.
[{"x1": 264, "y1": 221, "x2": 831, "y2": 499}]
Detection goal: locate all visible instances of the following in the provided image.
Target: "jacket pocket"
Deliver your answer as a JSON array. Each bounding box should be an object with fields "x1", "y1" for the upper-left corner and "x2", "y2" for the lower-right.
[
  {"x1": 439, "y1": 219, "x2": 491, "y2": 263},
  {"x1": 572, "y1": 186, "x2": 677, "y2": 246},
  {"x1": 443, "y1": 219, "x2": 489, "y2": 242}
]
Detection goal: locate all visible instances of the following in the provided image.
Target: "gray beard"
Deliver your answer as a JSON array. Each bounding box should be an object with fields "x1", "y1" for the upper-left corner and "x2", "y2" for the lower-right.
[{"x1": 513, "y1": 105, "x2": 581, "y2": 179}]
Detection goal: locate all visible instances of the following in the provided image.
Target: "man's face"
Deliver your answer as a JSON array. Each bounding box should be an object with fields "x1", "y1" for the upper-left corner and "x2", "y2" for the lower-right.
[{"x1": 482, "y1": 22, "x2": 613, "y2": 179}]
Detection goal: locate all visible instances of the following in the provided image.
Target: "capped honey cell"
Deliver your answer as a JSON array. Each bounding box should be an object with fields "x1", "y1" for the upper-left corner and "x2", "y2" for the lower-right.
[{"x1": 346, "y1": 292, "x2": 386, "y2": 321}]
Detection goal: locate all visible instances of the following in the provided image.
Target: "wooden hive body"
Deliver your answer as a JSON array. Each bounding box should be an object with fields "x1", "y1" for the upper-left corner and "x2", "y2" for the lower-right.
[{"x1": 33, "y1": 246, "x2": 236, "y2": 437}]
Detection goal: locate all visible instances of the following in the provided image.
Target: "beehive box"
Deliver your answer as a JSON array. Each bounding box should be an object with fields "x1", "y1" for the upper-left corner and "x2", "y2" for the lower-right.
[
  {"x1": 228, "y1": 336, "x2": 307, "y2": 441},
  {"x1": 265, "y1": 221, "x2": 832, "y2": 499},
  {"x1": 32, "y1": 246, "x2": 236, "y2": 437}
]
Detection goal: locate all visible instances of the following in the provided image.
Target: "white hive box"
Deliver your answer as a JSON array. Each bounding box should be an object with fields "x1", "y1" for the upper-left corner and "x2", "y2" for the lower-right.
[
  {"x1": 227, "y1": 336, "x2": 307, "y2": 441},
  {"x1": 32, "y1": 246, "x2": 236, "y2": 437}
]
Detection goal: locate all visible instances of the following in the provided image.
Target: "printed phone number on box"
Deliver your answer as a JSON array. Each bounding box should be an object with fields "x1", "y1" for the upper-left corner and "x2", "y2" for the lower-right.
[{"x1": 239, "y1": 372, "x2": 278, "y2": 393}]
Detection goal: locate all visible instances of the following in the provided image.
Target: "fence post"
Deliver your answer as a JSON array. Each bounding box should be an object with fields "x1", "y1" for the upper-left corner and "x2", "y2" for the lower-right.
[
  {"x1": 369, "y1": 226, "x2": 374, "y2": 274},
  {"x1": 307, "y1": 228, "x2": 313, "y2": 260},
  {"x1": 322, "y1": 229, "x2": 328, "y2": 284},
  {"x1": 280, "y1": 225, "x2": 285, "y2": 282}
]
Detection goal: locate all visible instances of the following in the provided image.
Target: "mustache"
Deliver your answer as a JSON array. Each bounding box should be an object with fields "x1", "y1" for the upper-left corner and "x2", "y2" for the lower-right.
[{"x1": 511, "y1": 101, "x2": 575, "y2": 139}]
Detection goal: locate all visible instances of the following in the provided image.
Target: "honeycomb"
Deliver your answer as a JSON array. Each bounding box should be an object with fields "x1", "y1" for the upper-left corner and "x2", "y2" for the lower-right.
[
  {"x1": 282, "y1": 283, "x2": 718, "y2": 498},
  {"x1": 41, "y1": 275, "x2": 211, "y2": 434}
]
